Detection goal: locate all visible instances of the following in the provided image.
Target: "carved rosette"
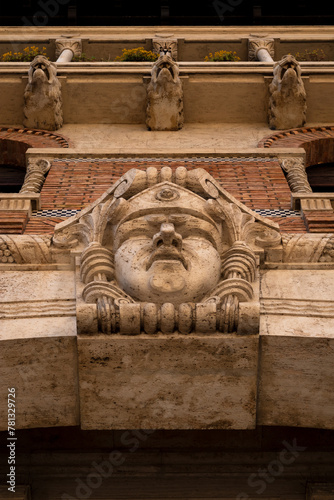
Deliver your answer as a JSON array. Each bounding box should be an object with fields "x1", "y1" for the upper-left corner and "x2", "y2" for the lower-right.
[
  {"x1": 248, "y1": 38, "x2": 274, "y2": 61},
  {"x1": 54, "y1": 167, "x2": 282, "y2": 336}
]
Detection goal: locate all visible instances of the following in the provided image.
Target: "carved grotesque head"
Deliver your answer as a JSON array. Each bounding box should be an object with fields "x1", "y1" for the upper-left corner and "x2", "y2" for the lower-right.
[
  {"x1": 27, "y1": 55, "x2": 58, "y2": 85},
  {"x1": 273, "y1": 54, "x2": 302, "y2": 89},
  {"x1": 151, "y1": 53, "x2": 180, "y2": 85},
  {"x1": 112, "y1": 183, "x2": 222, "y2": 305}
]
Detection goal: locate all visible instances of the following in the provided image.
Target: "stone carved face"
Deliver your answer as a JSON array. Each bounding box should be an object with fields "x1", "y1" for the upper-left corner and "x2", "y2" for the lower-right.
[
  {"x1": 114, "y1": 212, "x2": 221, "y2": 305},
  {"x1": 28, "y1": 55, "x2": 57, "y2": 85}
]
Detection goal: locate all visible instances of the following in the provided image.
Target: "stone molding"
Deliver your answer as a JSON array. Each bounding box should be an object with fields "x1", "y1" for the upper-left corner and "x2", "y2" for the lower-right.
[
  {"x1": 55, "y1": 37, "x2": 82, "y2": 59},
  {"x1": 248, "y1": 38, "x2": 274, "y2": 61}
]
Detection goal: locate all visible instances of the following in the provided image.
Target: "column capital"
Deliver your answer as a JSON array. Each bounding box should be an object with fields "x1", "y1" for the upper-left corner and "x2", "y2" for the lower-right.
[
  {"x1": 55, "y1": 37, "x2": 82, "y2": 59},
  {"x1": 248, "y1": 37, "x2": 274, "y2": 61}
]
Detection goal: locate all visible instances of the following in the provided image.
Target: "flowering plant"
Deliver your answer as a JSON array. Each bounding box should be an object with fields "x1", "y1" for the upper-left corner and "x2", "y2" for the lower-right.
[
  {"x1": 294, "y1": 49, "x2": 326, "y2": 61},
  {"x1": 114, "y1": 47, "x2": 158, "y2": 62},
  {"x1": 1, "y1": 46, "x2": 48, "y2": 62},
  {"x1": 204, "y1": 50, "x2": 240, "y2": 62}
]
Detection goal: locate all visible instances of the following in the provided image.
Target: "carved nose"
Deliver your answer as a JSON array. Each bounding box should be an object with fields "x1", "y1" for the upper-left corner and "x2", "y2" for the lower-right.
[{"x1": 153, "y1": 223, "x2": 182, "y2": 249}]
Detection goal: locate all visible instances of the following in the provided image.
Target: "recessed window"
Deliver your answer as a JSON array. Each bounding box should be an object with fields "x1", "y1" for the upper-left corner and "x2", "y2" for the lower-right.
[
  {"x1": 0, "y1": 165, "x2": 26, "y2": 193},
  {"x1": 307, "y1": 162, "x2": 334, "y2": 192}
]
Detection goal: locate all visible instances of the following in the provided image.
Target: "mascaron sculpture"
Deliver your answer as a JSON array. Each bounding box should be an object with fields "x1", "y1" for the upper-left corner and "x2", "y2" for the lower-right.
[{"x1": 53, "y1": 167, "x2": 281, "y2": 335}]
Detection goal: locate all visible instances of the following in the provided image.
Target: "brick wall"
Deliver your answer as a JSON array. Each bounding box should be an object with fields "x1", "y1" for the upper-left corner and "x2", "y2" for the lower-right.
[{"x1": 24, "y1": 157, "x2": 308, "y2": 235}]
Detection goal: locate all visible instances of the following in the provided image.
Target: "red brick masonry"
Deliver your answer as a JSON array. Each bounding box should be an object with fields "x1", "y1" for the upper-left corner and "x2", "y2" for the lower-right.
[{"x1": 24, "y1": 157, "x2": 307, "y2": 234}]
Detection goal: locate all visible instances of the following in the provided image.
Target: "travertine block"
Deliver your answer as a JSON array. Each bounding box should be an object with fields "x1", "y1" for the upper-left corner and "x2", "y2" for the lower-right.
[
  {"x1": 78, "y1": 334, "x2": 258, "y2": 430},
  {"x1": 258, "y1": 269, "x2": 334, "y2": 429}
]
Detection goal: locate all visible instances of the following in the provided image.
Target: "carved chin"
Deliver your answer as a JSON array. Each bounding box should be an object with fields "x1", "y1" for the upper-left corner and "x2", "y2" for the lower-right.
[{"x1": 33, "y1": 68, "x2": 48, "y2": 82}]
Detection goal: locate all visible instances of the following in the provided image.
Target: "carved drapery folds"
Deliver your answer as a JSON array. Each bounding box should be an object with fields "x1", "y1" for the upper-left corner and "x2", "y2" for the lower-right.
[
  {"x1": 146, "y1": 51, "x2": 184, "y2": 131},
  {"x1": 23, "y1": 55, "x2": 63, "y2": 131},
  {"x1": 268, "y1": 54, "x2": 307, "y2": 130},
  {"x1": 54, "y1": 167, "x2": 282, "y2": 335}
]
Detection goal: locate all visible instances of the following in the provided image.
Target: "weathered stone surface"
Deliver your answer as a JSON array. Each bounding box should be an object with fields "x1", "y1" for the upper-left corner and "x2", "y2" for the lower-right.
[
  {"x1": 78, "y1": 334, "x2": 258, "y2": 430},
  {"x1": 268, "y1": 54, "x2": 307, "y2": 130},
  {"x1": 0, "y1": 270, "x2": 78, "y2": 430},
  {"x1": 146, "y1": 54, "x2": 184, "y2": 130},
  {"x1": 23, "y1": 55, "x2": 63, "y2": 131},
  {"x1": 258, "y1": 269, "x2": 334, "y2": 429},
  {"x1": 0, "y1": 335, "x2": 79, "y2": 430}
]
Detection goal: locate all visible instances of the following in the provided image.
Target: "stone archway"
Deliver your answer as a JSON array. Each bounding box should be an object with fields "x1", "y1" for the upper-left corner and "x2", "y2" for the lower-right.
[{"x1": 0, "y1": 127, "x2": 70, "y2": 234}]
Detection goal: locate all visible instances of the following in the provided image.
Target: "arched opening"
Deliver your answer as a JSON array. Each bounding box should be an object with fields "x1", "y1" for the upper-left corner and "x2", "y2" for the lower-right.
[
  {"x1": 0, "y1": 165, "x2": 26, "y2": 193},
  {"x1": 306, "y1": 162, "x2": 334, "y2": 192}
]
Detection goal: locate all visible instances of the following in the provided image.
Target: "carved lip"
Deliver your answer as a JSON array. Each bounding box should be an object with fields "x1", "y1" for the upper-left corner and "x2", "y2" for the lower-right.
[{"x1": 146, "y1": 247, "x2": 188, "y2": 270}]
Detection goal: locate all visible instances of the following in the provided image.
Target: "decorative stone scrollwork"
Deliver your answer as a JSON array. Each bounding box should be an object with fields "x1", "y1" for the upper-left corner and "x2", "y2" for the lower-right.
[
  {"x1": 280, "y1": 157, "x2": 312, "y2": 193},
  {"x1": 55, "y1": 167, "x2": 282, "y2": 335},
  {"x1": 23, "y1": 55, "x2": 63, "y2": 131},
  {"x1": 20, "y1": 159, "x2": 51, "y2": 194},
  {"x1": 268, "y1": 54, "x2": 307, "y2": 130},
  {"x1": 146, "y1": 52, "x2": 184, "y2": 131}
]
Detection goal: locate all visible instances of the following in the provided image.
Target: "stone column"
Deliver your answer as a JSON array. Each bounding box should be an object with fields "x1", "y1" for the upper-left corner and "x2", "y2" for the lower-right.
[{"x1": 55, "y1": 38, "x2": 82, "y2": 62}]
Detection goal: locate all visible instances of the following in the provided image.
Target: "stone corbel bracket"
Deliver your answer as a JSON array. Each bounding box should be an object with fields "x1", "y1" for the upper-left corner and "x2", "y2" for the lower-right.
[
  {"x1": 55, "y1": 38, "x2": 82, "y2": 59},
  {"x1": 248, "y1": 38, "x2": 274, "y2": 61},
  {"x1": 152, "y1": 37, "x2": 178, "y2": 60}
]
